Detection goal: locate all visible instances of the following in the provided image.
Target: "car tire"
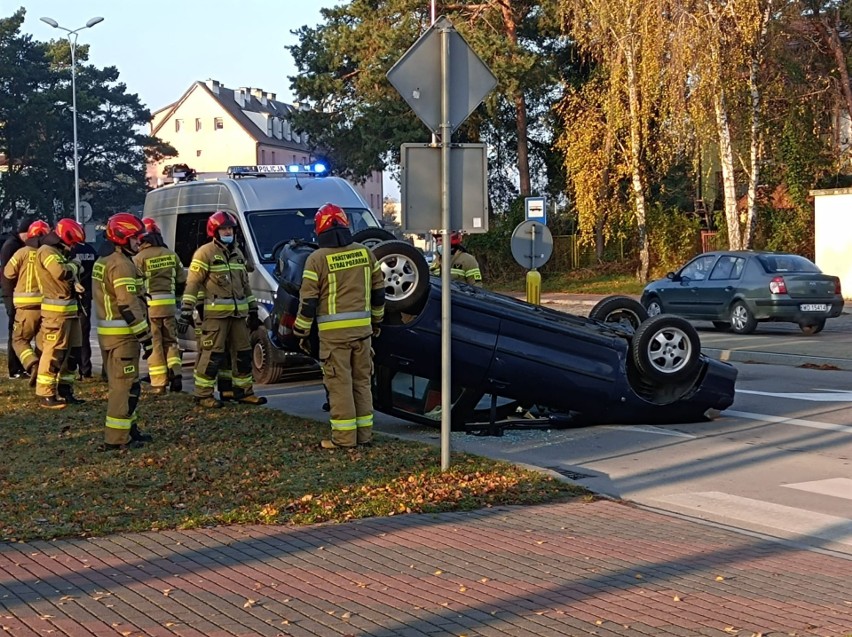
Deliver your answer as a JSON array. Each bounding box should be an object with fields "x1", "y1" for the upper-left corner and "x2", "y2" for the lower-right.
[
  {"x1": 631, "y1": 315, "x2": 701, "y2": 383},
  {"x1": 799, "y1": 319, "x2": 826, "y2": 335},
  {"x1": 252, "y1": 330, "x2": 285, "y2": 385},
  {"x1": 352, "y1": 228, "x2": 396, "y2": 250},
  {"x1": 729, "y1": 301, "x2": 757, "y2": 334},
  {"x1": 712, "y1": 321, "x2": 731, "y2": 331},
  {"x1": 644, "y1": 296, "x2": 663, "y2": 317},
  {"x1": 589, "y1": 296, "x2": 649, "y2": 330},
  {"x1": 371, "y1": 240, "x2": 430, "y2": 313}
]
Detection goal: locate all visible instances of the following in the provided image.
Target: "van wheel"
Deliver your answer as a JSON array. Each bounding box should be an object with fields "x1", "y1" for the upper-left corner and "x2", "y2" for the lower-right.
[
  {"x1": 252, "y1": 330, "x2": 285, "y2": 385},
  {"x1": 371, "y1": 240, "x2": 430, "y2": 313},
  {"x1": 352, "y1": 228, "x2": 396, "y2": 250}
]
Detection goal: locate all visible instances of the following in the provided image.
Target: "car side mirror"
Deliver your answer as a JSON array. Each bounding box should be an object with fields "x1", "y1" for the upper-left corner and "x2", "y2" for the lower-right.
[{"x1": 666, "y1": 271, "x2": 676, "y2": 280}]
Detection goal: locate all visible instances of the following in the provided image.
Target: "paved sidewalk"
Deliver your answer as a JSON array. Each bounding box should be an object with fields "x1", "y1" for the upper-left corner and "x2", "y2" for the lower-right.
[{"x1": 1, "y1": 501, "x2": 850, "y2": 637}]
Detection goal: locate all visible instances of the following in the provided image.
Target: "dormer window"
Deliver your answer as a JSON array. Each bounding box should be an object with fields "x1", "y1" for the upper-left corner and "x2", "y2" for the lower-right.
[{"x1": 214, "y1": 117, "x2": 223, "y2": 130}]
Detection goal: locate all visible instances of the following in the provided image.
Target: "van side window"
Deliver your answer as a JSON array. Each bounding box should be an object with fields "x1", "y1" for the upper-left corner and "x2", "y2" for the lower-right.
[{"x1": 174, "y1": 213, "x2": 209, "y2": 267}]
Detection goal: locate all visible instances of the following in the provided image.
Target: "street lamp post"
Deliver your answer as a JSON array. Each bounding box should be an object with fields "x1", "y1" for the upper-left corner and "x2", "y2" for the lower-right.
[{"x1": 40, "y1": 16, "x2": 104, "y2": 224}]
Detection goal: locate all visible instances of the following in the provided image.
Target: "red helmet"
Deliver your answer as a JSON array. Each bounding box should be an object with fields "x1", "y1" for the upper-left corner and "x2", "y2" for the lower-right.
[
  {"x1": 314, "y1": 203, "x2": 349, "y2": 235},
  {"x1": 434, "y1": 232, "x2": 463, "y2": 247},
  {"x1": 106, "y1": 213, "x2": 145, "y2": 246},
  {"x1": 55, "y1": 218, "x2": 86, "y2": 247},
  {"x1": 27, "y1": 220, "x2": 50, "y2": 239},
  {"x1": 142, "y1": 217, "x2": 161, "y2": 235},
  {"x1": 206, "y1": 210, "x2": 237, "y2": 238}
]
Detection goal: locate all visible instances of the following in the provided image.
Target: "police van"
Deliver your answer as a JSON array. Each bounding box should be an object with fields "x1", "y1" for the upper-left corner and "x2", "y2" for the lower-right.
[{"x1": 142, "y1": 163, "x2": 393, "y2": 375}]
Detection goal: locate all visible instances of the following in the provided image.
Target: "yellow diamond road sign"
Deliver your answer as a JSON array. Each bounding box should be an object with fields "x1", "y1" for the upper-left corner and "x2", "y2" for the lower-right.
[{"x1": 387, "y1": 16, "x2": 497, "y2": 135}]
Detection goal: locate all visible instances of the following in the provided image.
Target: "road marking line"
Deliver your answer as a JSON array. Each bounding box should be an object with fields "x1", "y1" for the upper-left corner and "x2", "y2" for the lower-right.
[
  {"x1": 783, "y1": 478, "x2": 852, "y2": 501},
  {"x1": 724, "y1": 409, "x2": 852, "y2": 434},
  {"x1": 652, "y1": 491, "x2": 852, "y2": 547},
  {"x1": 606, "y1": 425, "x2": 696, "y2": 439},
  {"x1": 737, "y1": 389, "x2": 852, "y2": 402}
]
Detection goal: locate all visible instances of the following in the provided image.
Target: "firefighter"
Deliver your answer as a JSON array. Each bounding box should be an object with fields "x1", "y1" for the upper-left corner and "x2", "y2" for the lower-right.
[
  {"x1": 293, "y1": 203, "x2": 385, "y2": 449},
  {"x1": 134, "y1": 218, "x2": 187, "y2": 394},
  {"x1": 70, "y1": 238, "x2": 98, "y2": 379},
  {"x1": 1, "y1": 219, "x2": 30, "y2": 378},
  {"x1": 93, "y1": 213, "x2": 154, "y2": 450},
  {"x1": 33, "y1": 218, "x2": 87, "y2": 408},
  {"x1": 178, "y1": 210, "x2": 266, "y2": 408},
  {"x1": 429, "y1": 232, "x2": 482, "y2": 285},
  {"x1": 3, "y1": 220, "x2": 51, "y2": 379}
]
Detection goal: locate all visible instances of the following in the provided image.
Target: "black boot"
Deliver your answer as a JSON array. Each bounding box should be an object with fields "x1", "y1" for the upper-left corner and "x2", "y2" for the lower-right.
[
  {"x1": 57, "y1": 385, "x2": 85, "y2": 405},
  {"x1": 27, "y1": 362, "x2": 38, "y2": 388},
  {"x1": 98, "y1": 440, "x2": 145, "y2": 452},
  {"x1": 130, "y1": 423, "x2": 153, "y2": 443},
  {"x1": 169, "y1": 374, "x2": 183, "y2": 393}
]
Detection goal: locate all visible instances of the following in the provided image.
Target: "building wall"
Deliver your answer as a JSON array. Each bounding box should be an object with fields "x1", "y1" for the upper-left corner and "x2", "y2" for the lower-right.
[
  {"x1": 149, "y1": 86, "x2": 257, "y2": 185},
  {"x1": 813, "y1": 188, "x2": 852, "y2": 300}
]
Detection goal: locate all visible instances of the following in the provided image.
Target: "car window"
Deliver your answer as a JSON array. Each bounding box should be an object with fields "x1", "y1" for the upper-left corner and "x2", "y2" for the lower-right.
[
  {"x1": 247, "y1": 208, "x2": 381, "y2": 262},
  {"x1": 757, "y1": 254, "x2": 821, "y2": 274},
  {"x1": 709, "y1": 255, "x2": 745, "y2": 280},
  {"x1": 679, "y1": 255, "x2": 717, "y2": 281}
]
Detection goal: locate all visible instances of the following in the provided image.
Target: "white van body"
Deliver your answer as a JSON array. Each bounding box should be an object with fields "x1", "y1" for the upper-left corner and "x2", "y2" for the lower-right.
[{"x1": 142, "y1": 168, "x2": 386, "y2": 350}]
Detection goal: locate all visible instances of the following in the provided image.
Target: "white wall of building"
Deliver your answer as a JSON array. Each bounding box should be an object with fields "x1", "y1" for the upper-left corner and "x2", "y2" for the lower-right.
[{"x1": 812, "y1": 188, "x2": 852, "y2": 300}]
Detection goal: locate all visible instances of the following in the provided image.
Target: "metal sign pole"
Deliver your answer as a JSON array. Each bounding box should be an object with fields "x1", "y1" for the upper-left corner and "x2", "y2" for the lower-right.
[{"x1": 440, "y1": 23, "x2": 452, "y2": 472}]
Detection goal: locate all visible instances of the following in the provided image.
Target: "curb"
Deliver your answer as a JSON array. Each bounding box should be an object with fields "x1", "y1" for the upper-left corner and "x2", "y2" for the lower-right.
[{"x1": 702, "y1": 347, "x2": 852, "y2": 371}]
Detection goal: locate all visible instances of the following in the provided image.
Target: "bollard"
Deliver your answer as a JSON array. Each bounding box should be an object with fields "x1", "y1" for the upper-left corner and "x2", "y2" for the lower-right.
[{"x1": 526, "y1": 269, "x2": 541, "y2": 305}]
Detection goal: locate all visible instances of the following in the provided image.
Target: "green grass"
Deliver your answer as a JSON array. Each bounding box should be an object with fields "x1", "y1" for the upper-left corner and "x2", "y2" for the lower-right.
[
  {"x1": 0, "y1": 356, "x2": 587, "y2": 541},
  {"x1": 492, "y1": 263, "x2": 645, "y2": 297}
]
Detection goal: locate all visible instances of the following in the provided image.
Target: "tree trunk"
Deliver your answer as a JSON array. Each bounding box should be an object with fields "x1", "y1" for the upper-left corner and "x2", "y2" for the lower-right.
[
  {"x1": 625, "y1": 42, "x2": 649, "y2": 282},
  {"x1": 820, "y1": 12, "x2": 852, "y2": 126},
  {"x1": 498, "y1": 1, "x2": 531, "y2": 196},
  {"x1": 742, "y1": 0, "x2": 772, "y2": 250},
  {"x1": 714, "y1": 90, "x2": 741, "y2": 250},
  {"x1": 597, "y1": 126, "x2": 614, "y2": 261}
]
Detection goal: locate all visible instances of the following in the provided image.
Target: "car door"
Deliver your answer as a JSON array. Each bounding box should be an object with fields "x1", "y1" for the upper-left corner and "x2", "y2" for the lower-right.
[
  {"x1": 665, "y1": 254, "x2": 719, "y2": 317},
  {"x1": 703, "y1": 255, "x2": 745, "y2": 319}
]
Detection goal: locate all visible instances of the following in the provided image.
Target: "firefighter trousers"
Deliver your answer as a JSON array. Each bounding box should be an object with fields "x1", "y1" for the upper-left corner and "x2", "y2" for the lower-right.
[
  {"x1": 101, "y1": 339, "x2": 141, "y2": 445},
  {"x1": 36, "y1": 315, "x2": 81, "y2": 398},
  {"x1": 320, "y1": 335, "x2": 374, "y2": 447},
  {"x1": 193, "y1": 316, "x2": 254, "y2": 399},
  {"x1": 11, "y1": 306, "x2": 42, "y2": 371},
  {"x1": 147, "y1": 316, "x2": 181, "y2": 388}
]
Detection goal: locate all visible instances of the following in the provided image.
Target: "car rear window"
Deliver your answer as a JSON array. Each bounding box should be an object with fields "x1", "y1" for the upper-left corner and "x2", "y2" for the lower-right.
[{"x1": 756, "y1": 254, "x2": 820, "y2": 273}]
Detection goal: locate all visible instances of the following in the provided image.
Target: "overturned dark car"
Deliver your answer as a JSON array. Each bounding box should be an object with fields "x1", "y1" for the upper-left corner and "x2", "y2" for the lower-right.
[{"x1": 254, "y1": 238, "x2": 738, "y2": 430}]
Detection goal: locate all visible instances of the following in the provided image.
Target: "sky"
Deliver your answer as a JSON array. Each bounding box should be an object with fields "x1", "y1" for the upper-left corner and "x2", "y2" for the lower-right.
[{"x1": 12, "y1": 0, "x2": 402, "y2": 197}]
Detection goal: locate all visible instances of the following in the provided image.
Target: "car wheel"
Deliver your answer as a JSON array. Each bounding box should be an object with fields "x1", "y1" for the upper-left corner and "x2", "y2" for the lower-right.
[
  {"x1": 371, "y1": 240, "x2": 430, "y2": 313},
  {"x1": 589, "y1": 296, "x2": 649, "y2": 330},
  {"x1": 352, "y1": 228, "x2": 396, "y2": 250},
  {"x1": 645, "y1": 297, "x2": 663, "y2": 317},
  {"x1": 631, "y1": 315, "x2": 702, "y2": 383},
  {"x1": 729, "y1": 301, "x2": 757, "y2": 334},
  {"x1": 799, "y1": 319, "x2": 826, "y2": 335},
  {"x1": 712, "y1": 321, "x2": 731, "y2": 331},
  {"x1": 252, "y1": 330, "x2": 285, "y2": 385}
]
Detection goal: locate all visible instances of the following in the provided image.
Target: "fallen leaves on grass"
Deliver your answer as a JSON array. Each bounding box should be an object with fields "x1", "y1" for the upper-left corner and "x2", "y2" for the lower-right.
[{"x1": 0, "y1": 356, "x2": 586, "y2": 541}]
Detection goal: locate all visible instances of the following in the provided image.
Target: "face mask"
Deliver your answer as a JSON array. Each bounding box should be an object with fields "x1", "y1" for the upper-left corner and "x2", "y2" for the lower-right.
[
  {"x1": 220, "y1": 235, "x2": 234, "y2": 245},
  {"x1": 436, "y1": 245, "x2": 443, "y2": 256}
]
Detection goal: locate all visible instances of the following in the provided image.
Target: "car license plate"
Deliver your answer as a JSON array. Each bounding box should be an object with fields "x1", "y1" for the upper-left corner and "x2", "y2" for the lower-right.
[{"x1": 800, "y1": 304, "x2": 828, "y2": 312}]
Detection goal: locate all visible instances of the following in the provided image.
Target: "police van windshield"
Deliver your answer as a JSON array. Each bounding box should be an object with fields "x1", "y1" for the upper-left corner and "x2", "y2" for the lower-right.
[{"x1": 246, "y1": 208, "x2": 380, "y2": 263}]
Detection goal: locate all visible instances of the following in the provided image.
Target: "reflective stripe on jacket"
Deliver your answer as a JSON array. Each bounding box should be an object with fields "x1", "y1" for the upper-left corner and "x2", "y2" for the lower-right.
[
  {"x1": 93, "y1": 250, "x2": 152, "y2": 348},
  {"x1": 295, "y1": 242, "x2": 384, "y2": 342},
  {"x1": 133, "y1": 245, "x2": 187, "y2": 318},
  {"x1": 181, "y1": 240, "x2": 256, "y2": 319},
  {"x1": 3, "y1": 245, "x2": 42, "y2": 308},
  {"x1": 35, "y1": 244, "x2": 78, "y2": 317}
]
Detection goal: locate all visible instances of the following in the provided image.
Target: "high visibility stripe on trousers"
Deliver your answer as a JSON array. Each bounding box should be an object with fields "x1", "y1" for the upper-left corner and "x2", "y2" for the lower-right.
[
  {"x1": 356, "y1": 414, "x2": 373, "y2": 431},
  {"x1": 330, "y1": 417, "x2": 357, "y2": 432}
]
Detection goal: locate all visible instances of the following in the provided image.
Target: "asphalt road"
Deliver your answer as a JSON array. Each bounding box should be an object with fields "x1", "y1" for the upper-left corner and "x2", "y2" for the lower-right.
[{"x1": 3, "y1": 308, "x2": 851, "y2": 557}]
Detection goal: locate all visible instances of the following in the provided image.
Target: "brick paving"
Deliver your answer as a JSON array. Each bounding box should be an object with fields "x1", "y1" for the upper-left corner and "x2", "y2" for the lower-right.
[{"x1": 1, "y1": 500, "x2": 850, "y2": 636}]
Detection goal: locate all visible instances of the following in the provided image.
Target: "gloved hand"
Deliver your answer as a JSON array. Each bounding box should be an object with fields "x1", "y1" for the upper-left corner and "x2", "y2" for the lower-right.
[
  {"x1": 292, "y1": 327, "x2": 309, "y2": 340},
  {"x1": 177, "y1": 308, "x2": 194, "y2": 334},
  {"x1": 372, "y1": 325, "x2": 381, "y2": 339},
  {"x1": 140, "y1": 338, "x2": 154, "y2": 360},
  {"x1": 299, "y1": 338, "x2": 313, "y2": 356},
  {"x1": 246, "y1": 310, "x2": 262, "y2": 332}
]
